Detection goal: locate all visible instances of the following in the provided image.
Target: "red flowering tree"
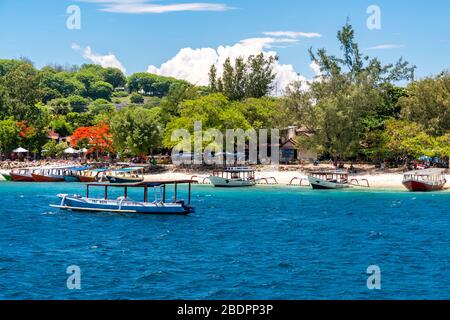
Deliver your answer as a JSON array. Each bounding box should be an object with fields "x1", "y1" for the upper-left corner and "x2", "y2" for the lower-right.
[
  {"x1": 70, "y1": 123, "x2": 114, "y2": 155},
  {"x1": 17, "y1": 121, "x2": 37, "y2": 141}
]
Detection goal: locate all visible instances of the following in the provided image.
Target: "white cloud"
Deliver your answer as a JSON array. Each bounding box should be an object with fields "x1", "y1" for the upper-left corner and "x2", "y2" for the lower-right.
[
  {"x1": 147, "y1": 37, "x2": 315, "y2": 95},
  {"x1": 365, "y1": 44, "x2": 405, "y2": 50},
  {"x1": 72, "y1": 43, "x2": 126, "y2": 73},
  {"x1": 76, "y1": 0, "x2": 233, "y2": 14},
  {"x1": 309, "y1": 61, "x2": 322, "y2": 77},
  {"x1": 263, "y1": 31, "x2": 322, "y2": 39}
]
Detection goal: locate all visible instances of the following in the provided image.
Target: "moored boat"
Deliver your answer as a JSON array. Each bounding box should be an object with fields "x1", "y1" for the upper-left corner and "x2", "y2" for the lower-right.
[
  {"x1": 307, "y1": 171, "x2": 350, "y2": 190},
  {"x1": 50, "y1": 180, "x2": 194, "y2": 215},
  {"x1": 209, "y1": 167, "x2": 256, "y2": 188},
  {"x1": 78, "y1": 168, "x2": 108, "y2": 183},
  {"x1": 10, "y1": 168, "x2": 36, "y2": 182},
  {"x1": 63, "y1": 166, "x2": 92, "y2": 182},
  {"x1": 402, "y1": 168, "x2": 447, "y2": 192},
  {"x1": 106, "y1": 167, "x2": 144, "y2": 184},
  {"x1": 32, "y1": 166, "x2": 75, "y2": 182}
]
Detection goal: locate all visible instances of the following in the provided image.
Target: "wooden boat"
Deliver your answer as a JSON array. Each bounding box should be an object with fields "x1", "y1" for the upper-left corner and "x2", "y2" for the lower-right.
[
  {"x1": 10, "y1": 168, "x2": 36, "y2": 182},
  {"x1": 32, "y1": 166, "x2": 75, "y2": 182},
  {"x1": 78, "y1": 168, "x2": 108, "y2": 183},
  {"x1": 50, "y1": 180, "x2": 194, "y2": 215},
  {"x1": 402, "y1": 168, "x2": 447, "y2": 192},
  {"x1": 63, "y1": 166, "x2": 92, "y2": 182},
  {"x1": 209, "y1": 167, "x2": 256, "y2": 188},
  {"x1": 307, "y1": 171, "x2": 350, "y2": 190},
  {"x1": 106, "y1": 167, "x2": 144, "y2": 184},
  {"x1": 0, "y1": 172, "x2": 12, "y2": 181}
]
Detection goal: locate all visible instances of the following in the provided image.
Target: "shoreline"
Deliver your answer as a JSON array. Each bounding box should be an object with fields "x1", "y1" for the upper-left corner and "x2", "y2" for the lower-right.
[
  {"x1": 144, "y1": 171, "x2": 450, "y2": 191},
  {"x1": 1, "y1": 162, "x2": 449, "y2": 191}
]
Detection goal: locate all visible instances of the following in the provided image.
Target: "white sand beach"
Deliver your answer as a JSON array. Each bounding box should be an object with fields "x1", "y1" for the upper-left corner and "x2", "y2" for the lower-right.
[{"x1": 144, "y1": 169, "x2": 449, "y2": 190}]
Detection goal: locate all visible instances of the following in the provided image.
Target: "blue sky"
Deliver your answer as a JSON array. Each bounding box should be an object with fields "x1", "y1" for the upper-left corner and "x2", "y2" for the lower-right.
[{"x1": 0, "y1": 0, "x2": 448, "y2": 86}]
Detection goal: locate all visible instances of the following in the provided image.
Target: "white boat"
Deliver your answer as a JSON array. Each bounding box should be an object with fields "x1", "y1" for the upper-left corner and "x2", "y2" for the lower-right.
[
  {"x1": 50, "y1": 180, "x2": 194, "y2": 215},
  {"x1": 307, "y1": 171, "x2": 350, "y2": 190},
  {"x1": 209, "y1": 167, "x2": 256, "y2": 188}
]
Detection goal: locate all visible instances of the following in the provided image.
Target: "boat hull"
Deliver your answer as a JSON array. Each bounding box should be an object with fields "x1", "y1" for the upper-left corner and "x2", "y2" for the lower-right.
[
  {"x1": 308, "y1": 176, "x2": 349, "y2": 190},
  {"x1": 79, "y1": 176, "x2": 97, "y2": 183},
  {"x1": 402, "y1": 179, "x2": 446, "y2": 192},
  {"x1": 64, "y1": 175, "x2": 80, "y2": 182},
  {"x1": 10, "y1": 173, "x2": 34, "y2": 182},
  {"x1": 32, "y1": 173, "x2": 65, "y2": 182},
  {"x1": 106, "y1": 176, "x2": 144, "y2": 184},
  {"x1": 209, "y1": 176, "x2": 256, "y2": 188},
  {"x1": 54, "y1": 195, "x2": 192, "y2": 215}
]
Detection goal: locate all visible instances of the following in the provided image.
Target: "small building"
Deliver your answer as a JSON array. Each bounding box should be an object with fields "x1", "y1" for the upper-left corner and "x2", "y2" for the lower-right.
[{"x1": 279, "y1": 126, "x2": 317, "y2": 164}]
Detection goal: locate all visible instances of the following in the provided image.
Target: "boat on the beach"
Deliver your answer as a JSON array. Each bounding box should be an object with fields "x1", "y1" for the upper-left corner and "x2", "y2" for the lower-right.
[
  {"x1": 10, "y1": 168, "x2": 36, "y2": 182},
  {"x1": 63, "y1": 166, "x2": 92, "y2": 182},
  {"x1": 32, "y1": 166, "x2": 75, "y2": 182},
  {"x1": 307, "y1": 171, "x2": 350, "y2": 190},
  {"x1": 402, "y1": 168, "x2": 447, "y2": 192},
  {"x1": 50, "y1": 180, "x2": 194, "y2": 215},
  {"x1": 78, "y1": 168, "x2": 108, "y2": 183},
  {"x1": 105, "y1": 167, "x2": 144, "y2": 184},
  {"x1": 209, "y1": 167, "x2": 256, "y2": 188}
]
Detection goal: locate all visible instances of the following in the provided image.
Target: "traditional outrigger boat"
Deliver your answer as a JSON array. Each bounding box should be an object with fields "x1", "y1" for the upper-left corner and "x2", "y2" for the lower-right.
[
  {"x1": 78, "y1": 168, "x2": 108, "y2": 183},
  {"x1": 50, "y1": 180, "x2": 194, "y2": 215},
  {"x1": 63, "y1": 166, "x2": 92, "y2": 182},
  {"x1": 209, "y1": 167, "x2": 256, "y2": 188},
  {"x1": 10, "y1": 168, "x2": 37, "y2": 182},
  {"x1": 307, "y1": 171, "x2": 350, "y2": 190},
  {"x1": 402, "y1": 168, "x2": 447, "y2": 192},
  {"x1": 32, "y1": 166, "x2": 75, "y2": 182},
  {"x1": 105, "y1": 167, "x2": 144, "y2": 184}
]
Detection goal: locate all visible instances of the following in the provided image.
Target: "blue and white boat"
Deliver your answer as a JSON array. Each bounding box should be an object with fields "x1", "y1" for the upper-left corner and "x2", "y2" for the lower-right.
[
  {"x1": 63, "y1": 166, "x2": 92, "y2": 182},
  {"x1": 105, "y1": 167, "x2": 145, "y2": 184},
  {"x1": 50, "y1": 180, "x2": 194, "y2": 215}
]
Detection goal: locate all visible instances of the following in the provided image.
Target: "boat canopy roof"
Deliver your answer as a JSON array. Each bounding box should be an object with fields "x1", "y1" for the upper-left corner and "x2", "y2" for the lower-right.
[
  {"x1": 70, "y1": 166, "x2": 91, "y2": 171},
  {"x1": 87, "y1": 180, "x2": 193, "y2": 188},
  {"x1": 309, "y1": 170, "x2": 349, "y2": 175},
  {"x1": 112, "y1": 167, "x2": 145, "y2": 173},
  {"x1": 404, "y1": 168, "x2": 446, "y2": 176},
  {"x1": 220, "y1": 167, "x2": 255, "y2": 173}
]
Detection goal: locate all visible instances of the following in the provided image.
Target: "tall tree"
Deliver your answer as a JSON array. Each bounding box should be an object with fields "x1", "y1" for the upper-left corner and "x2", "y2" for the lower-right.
[{"x1": 110, "y1": 107, "x2": 162, "y2": 156}]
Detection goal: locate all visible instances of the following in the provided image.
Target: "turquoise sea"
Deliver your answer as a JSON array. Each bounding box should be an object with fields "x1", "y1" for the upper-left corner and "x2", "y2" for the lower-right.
[{"x1": 0, "y1": 182, "x2": 449, "y2": 300}]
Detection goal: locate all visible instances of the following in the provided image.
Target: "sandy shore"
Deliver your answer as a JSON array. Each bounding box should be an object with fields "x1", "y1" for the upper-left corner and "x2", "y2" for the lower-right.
[
  {"x1": 144, "y1": 170, "x2": 450, "y2": 191},
  {"x1": 1, "y1": 164, "x2": 449, "y2": 190}
]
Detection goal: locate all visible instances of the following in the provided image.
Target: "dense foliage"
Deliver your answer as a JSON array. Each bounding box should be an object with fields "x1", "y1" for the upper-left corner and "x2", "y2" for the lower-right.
[{"x1": 0, "y1": 23, "x2": 448, "y2": 164}]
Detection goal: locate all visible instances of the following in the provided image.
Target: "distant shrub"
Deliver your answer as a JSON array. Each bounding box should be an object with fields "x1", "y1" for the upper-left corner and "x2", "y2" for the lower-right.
[
  {"x1": 112, "y1": 91, "x2": 129, "y2": 98},
  {"x1": 130, "y1": 93, "x2": 144, "y2": 104}
]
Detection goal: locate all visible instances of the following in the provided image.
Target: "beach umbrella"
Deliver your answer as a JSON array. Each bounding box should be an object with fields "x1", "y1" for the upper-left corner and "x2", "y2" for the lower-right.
[
  {"x1": 13, "y1": 147, "x2": 28, "y2": 153},
  {"x1": 64, "y1": 147, "x2": 79, "y2": 154}
]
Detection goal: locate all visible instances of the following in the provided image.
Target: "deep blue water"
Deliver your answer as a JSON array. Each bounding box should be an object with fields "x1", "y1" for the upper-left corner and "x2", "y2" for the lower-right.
[{"x1": 0, "y1": 182, "x2": 449, "y2": 300}]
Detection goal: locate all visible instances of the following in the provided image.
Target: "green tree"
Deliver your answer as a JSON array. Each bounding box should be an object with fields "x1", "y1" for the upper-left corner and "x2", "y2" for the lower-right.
[
  {"x1": 88, "y1": 99, "x2": 116, "y2": 116},
  {"x1": 163, "y1": 93, "x2": 250, "y2": 148},
  {"x1": 399, "y1": 72, "x2": 450, "y2": 136},
  {"x1": 89, "y1": 81, "x2": 113, "y2": 100},
  {"x1": 102, "y1": 67, "x2": 126, "y2": 89},
  {"x1": 0, "y1": 118, "x2": 20, "y2": 157},
  {"x1": 283, "y1": 22, "x2": 416, "y2": 161},
  {"x1": 130, "y1": 93, "x2": 144, "y2": 104},
  {"x1": 110, "y1": 107, "x2": 162, "y2": 156}
]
